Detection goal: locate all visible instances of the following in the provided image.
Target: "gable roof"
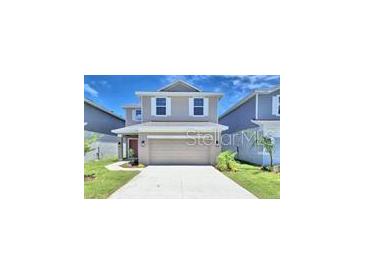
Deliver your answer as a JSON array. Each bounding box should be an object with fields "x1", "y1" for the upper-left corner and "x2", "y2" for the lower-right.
[
  {"x1": 219, "y1": 86, "x2": 280, "y2": 119},
  {"x1": 84, "y1": 98, "x2": 125, "y2": 121},
  {"x1": 158, "y1": 80, "x2": 201, "y2": 92}
]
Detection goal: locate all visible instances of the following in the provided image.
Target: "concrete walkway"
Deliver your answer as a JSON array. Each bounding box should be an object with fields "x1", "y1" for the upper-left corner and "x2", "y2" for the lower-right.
[
  {"x1": 105, "y1": 161, "x2": 144, "y2": 171},
  {"x1": 109, "y1": 166, "x2": 257, "y2": 199}
]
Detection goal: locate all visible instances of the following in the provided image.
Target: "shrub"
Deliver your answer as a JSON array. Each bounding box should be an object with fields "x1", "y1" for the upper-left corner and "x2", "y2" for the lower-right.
[
  {"x1": 216, "y1": 150, "x2": 238, "y2": 171},
  {"x1": 137, "y1": 164, "x2": 145, "y2": 168},
  {"x1": 227, "y1": 160, "x2": 239, "y2": 172}
]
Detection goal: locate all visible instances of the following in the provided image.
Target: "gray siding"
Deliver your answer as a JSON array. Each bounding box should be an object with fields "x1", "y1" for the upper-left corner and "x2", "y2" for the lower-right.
[
  {"x1": 257, "y1": 89, "x2": 280, "y2": 120},
  {"x1": 84, "y1": 131, "x2": 121, "y2": 161},
  {"x1": 219, "y1": 95, "x2": 257, "y2": 134},
  {"x1": 263, "y1": 137, "x2": 280, "y2": 166},
  {"x1": 142, "y1": 96, "x2": 218, "y2": 123},
  {"x1": 125, "y1": 108, "x2": 142, "y2": 126},
  {"x1": 84, "y1": 102, "x2": 125, "y2": 135},
  {"x1": 221, "y1": 129, "x2": 280, "y2": 166}
]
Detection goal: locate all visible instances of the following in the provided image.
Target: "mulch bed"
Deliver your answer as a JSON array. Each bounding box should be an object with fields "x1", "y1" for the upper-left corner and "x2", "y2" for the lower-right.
[{"x1": 84, "y1": 174, "x2": 96, "y2": 181}]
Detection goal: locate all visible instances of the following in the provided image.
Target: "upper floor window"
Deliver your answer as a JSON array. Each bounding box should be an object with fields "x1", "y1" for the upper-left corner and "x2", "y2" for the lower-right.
[
  {"x1": 189, "y1": 97, "x2": 208, "y2": 117},
  {"x1": 135, "y1": 109, "x2": 142, "y2": 120},
  {"x1": 133, "y1": 109, "x2": 142, "y2": 121},
  {"x1": 194, "y1": 98, "x2": 204, "y2": 116},
  {"x1": 156, "y1": 98, "x2": 166, "y2": 116}
]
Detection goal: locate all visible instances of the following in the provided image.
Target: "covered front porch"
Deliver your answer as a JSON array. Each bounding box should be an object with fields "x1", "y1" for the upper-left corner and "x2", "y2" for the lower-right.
[{"x1": 119, "y1": 135, "x2": 139, "y2": 160}]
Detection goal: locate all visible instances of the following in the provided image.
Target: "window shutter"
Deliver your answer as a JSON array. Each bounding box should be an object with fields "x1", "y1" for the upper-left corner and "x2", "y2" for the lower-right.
[
  {"x1": 151, "y1": 97, "x2": 156, "y2": 116},
  {"x1": 203, "y1": 98, "x2": 209, "y2": 116},
  {"x1": 272, "y1": 96, "x2": 278, "y2": 116},
  {"x1": 189, "y1": 98, "x2": 194, "y2": 116},
  {"x1": 166, "y1": 97, "x2": 171, "y2": 116},
  {"x1": 132, "y1": 109, "x2": 136, "y2": 121}
]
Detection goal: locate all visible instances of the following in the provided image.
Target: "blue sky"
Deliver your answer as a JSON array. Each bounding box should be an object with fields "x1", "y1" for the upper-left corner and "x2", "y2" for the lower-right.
[{"x1": 84, "y1": 75, "x2": 280, "y2": 117}]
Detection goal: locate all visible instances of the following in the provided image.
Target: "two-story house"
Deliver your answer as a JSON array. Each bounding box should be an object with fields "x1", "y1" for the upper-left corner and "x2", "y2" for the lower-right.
[
  {"x1": 219, "y1": 86, "x2": 280, "y2": 166},
  {"x1": 84, "y1": 98, "x2": 125, "y2": 161},
  {"x1": 112, "y1": 80, "x2": 228, "y2": 165}
]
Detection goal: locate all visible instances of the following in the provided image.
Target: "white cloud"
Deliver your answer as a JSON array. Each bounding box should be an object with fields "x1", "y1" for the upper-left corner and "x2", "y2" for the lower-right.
[{"x1": 84, "y1": 83, "x2": 98, "y2": 97}]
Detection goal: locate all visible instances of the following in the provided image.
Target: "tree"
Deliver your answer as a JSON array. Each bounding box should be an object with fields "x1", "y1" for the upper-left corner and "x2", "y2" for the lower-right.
[
  {"x1": 84, "y1": 134, "x2": 99, "y2": 155},
  {"x1": 251, "y1": 132, "x2": 275, "y2": 167}
]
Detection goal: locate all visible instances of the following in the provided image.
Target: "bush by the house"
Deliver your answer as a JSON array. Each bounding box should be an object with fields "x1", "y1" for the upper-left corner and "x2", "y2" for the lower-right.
[
  {"x1": 227, "y1": 159, "x2": 239, "y2": 172},
  {"x1": 216, "y1": 150, "x2": 239, "y2": 172}
]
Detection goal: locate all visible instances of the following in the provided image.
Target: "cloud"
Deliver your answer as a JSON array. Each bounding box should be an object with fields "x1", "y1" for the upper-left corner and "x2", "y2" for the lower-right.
[
  {"x1": 158, "y1": 75, "x2": 279, "y2": 114},
  {"x1": 84, "y1": 83, "x2": 98, "y2": 97},
  {"x1": 160, "y1": 75, "x2": 210, "y2": 85}
]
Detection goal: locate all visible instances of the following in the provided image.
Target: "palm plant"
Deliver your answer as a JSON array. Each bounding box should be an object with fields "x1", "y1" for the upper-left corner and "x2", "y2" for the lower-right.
[{"x1": 252, "y1": 132, "x2": 275, "y2": 167}]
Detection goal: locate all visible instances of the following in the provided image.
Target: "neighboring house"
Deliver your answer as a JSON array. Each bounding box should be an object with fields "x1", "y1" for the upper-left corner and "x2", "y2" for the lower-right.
[
  {"x1": 219, "y1": 87, "x2": 280, "y2": 166},
  {"x1": 112, "y1": 80, "x2": 228, "y2": 165},
  {"x1": 84, "y1": 98, "x2": 125, "y2": 161}
]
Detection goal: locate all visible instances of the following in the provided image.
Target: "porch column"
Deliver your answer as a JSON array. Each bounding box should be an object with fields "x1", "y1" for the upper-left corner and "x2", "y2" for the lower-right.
[{"x1": 118, "y1": 134, "x2": 123, "y2": 160}]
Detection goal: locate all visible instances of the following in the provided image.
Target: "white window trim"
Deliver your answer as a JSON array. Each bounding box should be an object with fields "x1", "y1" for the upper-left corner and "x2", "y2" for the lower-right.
[
  {"x1": 155, "y1": 97, "x2": 168, "y2": 117},
  {"x1": 272, "y1": 95, "x2": 280, "y2": 117},
  {"x1": 192, "y1": 97, "x2": 205, "y2": 117}
]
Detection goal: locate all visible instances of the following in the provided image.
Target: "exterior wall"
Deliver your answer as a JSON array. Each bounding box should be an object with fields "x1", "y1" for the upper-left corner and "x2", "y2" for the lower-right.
[
  {"x1": 84, "y1": 130, "x2": 122, "y2": 161},
  {"x1": 141, "y1": 96, "x2": 218, "y2": 123},
  {"x1": 219, "y1": 95, "x2": 257, "y2": 134},
  {"x1": 221, "y1": 128, "x2": 264, "y2": 165},
  {"x1": 263, "y1": 137, "x2": 280, "y2": 166},
  {"x1": 137, "y1": 132, "x2": 221, "y2": 165},
  {"x1": 257, "y1": 89, "x2": 280, "y2": 120},
  {"x1": 125, "y1": 108, "x2": 142, "y2": 126},
  {"x1": 84, "y1": 102, "x2": 125, "y2": 135},
  {"x1": 221, "y1": 128, "x2": 280, "y2": 166}
]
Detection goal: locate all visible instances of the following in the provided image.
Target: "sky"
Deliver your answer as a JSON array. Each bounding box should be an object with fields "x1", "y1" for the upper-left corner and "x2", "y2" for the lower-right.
[{"x1": 84, "y1": 75, "x2": 280, "y2": 117}]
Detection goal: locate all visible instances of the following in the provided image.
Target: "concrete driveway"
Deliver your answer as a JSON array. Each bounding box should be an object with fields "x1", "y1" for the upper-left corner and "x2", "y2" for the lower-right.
[{"x1": 109, "y1": 166, "x2": 257, "y2": 199}]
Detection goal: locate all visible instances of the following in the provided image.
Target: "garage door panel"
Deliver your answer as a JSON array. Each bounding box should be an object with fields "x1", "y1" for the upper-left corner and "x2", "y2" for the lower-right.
[{"x1": 149, "y1": 140, "x2": 211, "y2": 165}]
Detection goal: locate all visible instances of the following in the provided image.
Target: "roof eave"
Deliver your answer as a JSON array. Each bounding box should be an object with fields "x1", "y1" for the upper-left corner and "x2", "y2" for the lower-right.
[{"x1": 84, "y1": 98, "x2": 125, "y2": 121}]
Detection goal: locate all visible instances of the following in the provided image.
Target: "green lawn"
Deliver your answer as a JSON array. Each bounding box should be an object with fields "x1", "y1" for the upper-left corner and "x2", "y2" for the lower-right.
[
  {"x1": 84, "y1": 158, "x2": 139, "y2": 199},
  {"x1": 223, "y1": 163, "x2": 280, "y2": 199}
]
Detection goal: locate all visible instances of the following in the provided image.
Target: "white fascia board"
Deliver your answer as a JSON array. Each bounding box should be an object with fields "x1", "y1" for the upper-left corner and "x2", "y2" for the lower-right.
[
  {"x1": 251, "y1": 120, "x2": 280, "y2": 126},
  {"x1": 139, "y1": 126, "x2": 228, "y2": 133},
  {"x1": 112, "y1": 124, "x2": 229, "y2": 134},
  {"x1": 135, "y1": 91, "x2": 224, "y2": 97},
  {"x1": 147, "y1": 135, "x2": 210, "y2": 140},
  {"x1": 111, "y1": 126, "x2": 139, "y2": 134}
]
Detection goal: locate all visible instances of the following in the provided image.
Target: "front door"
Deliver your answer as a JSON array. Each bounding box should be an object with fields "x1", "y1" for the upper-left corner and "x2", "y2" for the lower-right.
[{"x1": 128, "y1": 139, "x2": 138, "y2": 158}]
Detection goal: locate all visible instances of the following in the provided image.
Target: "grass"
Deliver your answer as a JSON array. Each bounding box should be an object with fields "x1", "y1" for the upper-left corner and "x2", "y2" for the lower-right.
[
  {"x1": 84, "y1": 158, "x2": 140, "y2": 199},
  {"x1": 223, "y1": 163, "x2": 280, "y2": 199}
]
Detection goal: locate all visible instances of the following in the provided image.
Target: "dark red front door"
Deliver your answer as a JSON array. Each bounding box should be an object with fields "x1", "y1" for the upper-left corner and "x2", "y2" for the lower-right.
[{"x1": 129, "y1": 139, "x2": 138, "y2": 157}]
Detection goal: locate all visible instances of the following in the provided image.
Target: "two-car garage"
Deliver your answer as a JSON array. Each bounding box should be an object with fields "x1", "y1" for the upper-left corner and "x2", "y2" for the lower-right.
[{"x1": 149, "y1": 139, "x2": 212, "y2": 165}]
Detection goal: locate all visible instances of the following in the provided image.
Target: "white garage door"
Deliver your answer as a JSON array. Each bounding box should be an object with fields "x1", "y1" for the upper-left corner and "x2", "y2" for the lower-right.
[{"x1": 149, "y1": 139, "x2": 211, "y2": 165}]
